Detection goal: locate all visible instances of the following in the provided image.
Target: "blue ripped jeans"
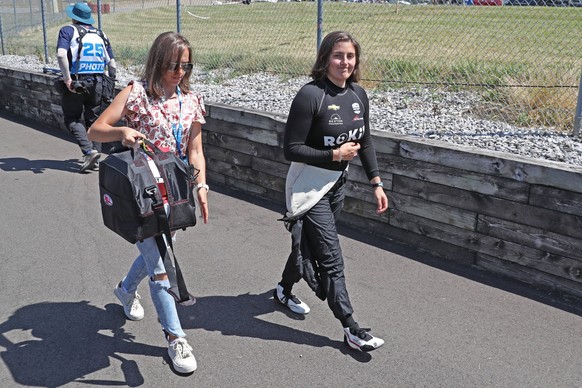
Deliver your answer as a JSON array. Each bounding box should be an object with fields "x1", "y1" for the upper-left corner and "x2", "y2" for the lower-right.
[{"x1": 120, "y1": 235, "x2": 186, "y2": 338}]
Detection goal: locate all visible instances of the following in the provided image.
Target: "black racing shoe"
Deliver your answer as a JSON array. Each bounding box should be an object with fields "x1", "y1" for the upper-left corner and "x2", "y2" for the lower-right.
[
  {"x1": 273, "y1": 283, "x2": 310, "y2": 314},
  {"x1": 343, "y1": 325, "x2": 384, "y2": 352}
]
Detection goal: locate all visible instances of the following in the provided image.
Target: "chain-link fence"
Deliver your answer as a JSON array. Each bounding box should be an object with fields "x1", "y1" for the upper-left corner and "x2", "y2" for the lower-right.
[{"x1": 1, "y1": 0, "x2": 581, "y2": 133}]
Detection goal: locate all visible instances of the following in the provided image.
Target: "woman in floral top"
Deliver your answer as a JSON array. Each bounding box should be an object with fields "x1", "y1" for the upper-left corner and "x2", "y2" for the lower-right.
[{"x1": 88, "y1": 31, "x2": 206, "y2": 374}]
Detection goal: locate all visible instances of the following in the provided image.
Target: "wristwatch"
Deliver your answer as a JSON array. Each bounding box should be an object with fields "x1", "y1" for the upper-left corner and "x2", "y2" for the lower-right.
[
  {"x1": 196, "y1": 183, "x2": 209, "y2": 192},
  {"x1": 371, "y1": 181, "x2": 384, "y2": 188}
]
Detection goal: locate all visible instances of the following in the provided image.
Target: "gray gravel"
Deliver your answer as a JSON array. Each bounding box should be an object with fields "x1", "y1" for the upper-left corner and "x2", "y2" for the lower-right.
[{"x1": 4, "y1": 54, "x2": 582, "y2": 167}]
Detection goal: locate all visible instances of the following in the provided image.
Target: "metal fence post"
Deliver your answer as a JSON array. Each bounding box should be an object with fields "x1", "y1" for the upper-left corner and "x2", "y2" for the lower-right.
[
  {"x1": 574, "y1": 70, "x2": 582, "y2": 136},
  {"x1": 176, "y1": 0, "x2": 181, "y2": 33},
  {"x1": 0, "y1": 15, "x2": 4, "y2": 56},
  {"x1": 41, "y1": 0, "x2": 49, "y2": 63},
  {"x1": 316, "y1": 0, "x2": 323, "y2": 52},
  {"x1": 12, "y1": 0, "x2": 17, "y2": 33},
  {"x1": 97, "y1": 0, "x2": 102, "y2": 30}
]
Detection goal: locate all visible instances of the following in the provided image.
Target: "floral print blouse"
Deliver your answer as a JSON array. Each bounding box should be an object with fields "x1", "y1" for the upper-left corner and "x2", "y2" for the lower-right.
[{"x1": 124, "y1": 81, "x2": 206, "y2": 157}]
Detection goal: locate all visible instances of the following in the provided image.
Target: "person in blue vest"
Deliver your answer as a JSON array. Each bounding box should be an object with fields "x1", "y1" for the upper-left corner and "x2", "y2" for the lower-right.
[{"x1": 56, "y1": 2, "x2": 117, "y2": 173}]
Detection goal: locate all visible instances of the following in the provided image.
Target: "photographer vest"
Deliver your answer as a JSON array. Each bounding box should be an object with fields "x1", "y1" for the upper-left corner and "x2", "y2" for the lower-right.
[{"x1": 70, "y1": 24, "x2": 111, "y2": 75}]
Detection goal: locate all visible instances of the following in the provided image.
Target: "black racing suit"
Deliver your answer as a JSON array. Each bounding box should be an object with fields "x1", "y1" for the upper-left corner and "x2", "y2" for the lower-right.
[{"x1": 280, "y1": 77, "x2": 380, "y2": 327}]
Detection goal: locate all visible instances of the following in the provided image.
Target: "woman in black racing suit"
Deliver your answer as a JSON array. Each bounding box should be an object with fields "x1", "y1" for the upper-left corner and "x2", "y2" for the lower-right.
[{"x1": 273, "y1": 31, "x2": 389, "y2": 352}]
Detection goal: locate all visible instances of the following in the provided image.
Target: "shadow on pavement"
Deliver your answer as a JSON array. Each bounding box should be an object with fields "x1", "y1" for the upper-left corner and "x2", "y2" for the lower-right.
[
  {"x1": 178, "y1": 290, "x2": 373, "y2": 363},
  {"x1": 0, "y1": 157, "x2": 83, "y2": 174},
  {"x1": 0, "y1": 301, "x2": 164, "y2": 387}
]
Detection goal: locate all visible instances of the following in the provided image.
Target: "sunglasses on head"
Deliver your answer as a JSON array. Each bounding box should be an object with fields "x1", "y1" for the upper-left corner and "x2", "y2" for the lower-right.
[{"x1": 168, "y1": 62, "x2": 194, "y2": 72}]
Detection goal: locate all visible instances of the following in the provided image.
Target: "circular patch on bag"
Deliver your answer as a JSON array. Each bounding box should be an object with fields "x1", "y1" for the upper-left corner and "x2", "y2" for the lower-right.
[{"x1": 103, "y1": 193, "x2": 113, "y2": 206}]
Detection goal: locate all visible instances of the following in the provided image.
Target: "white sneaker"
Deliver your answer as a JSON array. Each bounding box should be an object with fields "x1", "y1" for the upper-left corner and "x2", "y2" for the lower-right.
[
  {"x1": 114, "y1": 281, "x2": 144, "y2": 321},
  {"x1": 273, "y1": 283, "x2": 310, "y2": 314},
  {"x1": 343, "y1": 325, "x2": 384, "y2": 352},
  {"x1": 168, "y1": 338, "x2": 197, "y2": 373}
]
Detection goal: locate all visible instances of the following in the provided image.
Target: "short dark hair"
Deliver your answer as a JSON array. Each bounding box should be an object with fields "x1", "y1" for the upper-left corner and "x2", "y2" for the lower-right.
[
  {"x1": 310, "y1": 31, "x2": 361, "y2": 84},
  {"x1": 142, "y1": 31, "x2": 193, "y2": 99}
]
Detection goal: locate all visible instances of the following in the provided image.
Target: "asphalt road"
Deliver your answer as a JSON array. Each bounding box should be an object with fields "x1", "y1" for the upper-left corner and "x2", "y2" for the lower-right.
[{"x1": 1, "y1": 112, "x2": 581, "y2": 388}]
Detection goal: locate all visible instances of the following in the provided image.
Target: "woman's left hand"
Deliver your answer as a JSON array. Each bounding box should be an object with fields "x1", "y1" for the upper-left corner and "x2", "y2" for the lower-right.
[
  {"x1": 197, "y1": 188, "x2": 209, "y2": 224},
  {"x1": 374, "y1": 187, "x2": 389, "y2": 214}
]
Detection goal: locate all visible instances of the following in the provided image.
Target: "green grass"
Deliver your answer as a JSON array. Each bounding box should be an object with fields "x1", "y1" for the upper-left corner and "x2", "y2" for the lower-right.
[{"x1": 4, "y1": 2, "x2": 581, "y2": 130}]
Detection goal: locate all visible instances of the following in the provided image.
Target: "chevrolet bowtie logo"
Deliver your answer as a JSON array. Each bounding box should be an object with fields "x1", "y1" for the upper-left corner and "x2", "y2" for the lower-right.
[{"x1": 327, "y1": 104, "x2": 340, "y2": 111}]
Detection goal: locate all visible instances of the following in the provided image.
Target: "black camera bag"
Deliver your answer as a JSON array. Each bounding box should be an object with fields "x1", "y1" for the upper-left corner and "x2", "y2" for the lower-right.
[
  {"x1": 98, "y1": 141, "x2": 197, "y2": 244},
  {"x1": 98, "y1": 141, "x2": 198, "y2": 305}
]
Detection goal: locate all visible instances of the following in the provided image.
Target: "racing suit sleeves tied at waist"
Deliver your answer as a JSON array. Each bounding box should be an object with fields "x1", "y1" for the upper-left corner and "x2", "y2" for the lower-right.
[
  {"x1": 284, "y1": 162, "x2": 343, "y2": 220},
  {"x1": 281, "y1": 162, "x2": 345, "y2": 301}
]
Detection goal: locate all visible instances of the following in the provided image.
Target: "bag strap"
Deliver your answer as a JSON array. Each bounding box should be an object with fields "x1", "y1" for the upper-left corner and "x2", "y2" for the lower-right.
[
  {"x1": 143, "y1": 141, "x2": 194, "y2": 305},
  {"x1": 153, "y1": 207, "x2": 195, "y2": 306}
]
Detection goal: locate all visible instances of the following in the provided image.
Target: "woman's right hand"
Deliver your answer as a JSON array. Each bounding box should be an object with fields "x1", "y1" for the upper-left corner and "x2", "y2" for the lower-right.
[
  {"x1": 337, "y1": 142, "x2": 361, "y2": 161},
  {"x1": 120, "y1": 128, "x2": 146, "y2": 148}
]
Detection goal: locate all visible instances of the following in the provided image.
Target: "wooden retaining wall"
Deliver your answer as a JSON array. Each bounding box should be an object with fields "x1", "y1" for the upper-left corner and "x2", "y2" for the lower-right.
[{"x1": 2, "y1": 66, "x2": 581, "y2": 300}]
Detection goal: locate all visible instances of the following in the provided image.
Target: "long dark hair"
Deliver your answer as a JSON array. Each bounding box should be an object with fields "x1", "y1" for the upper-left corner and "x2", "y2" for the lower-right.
[
  {"x1": 310, "y1": 31, "x2": 361, "y2": 84},
  {"x1": 141, "y1": 31, "x2": 193, "y2": 99}
]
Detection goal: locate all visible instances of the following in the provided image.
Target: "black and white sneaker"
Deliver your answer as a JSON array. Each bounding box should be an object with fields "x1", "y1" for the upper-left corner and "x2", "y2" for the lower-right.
[
  {"x1": 273, "y1": 283, "x2": 310, "y2": 314},
  {"x1": 343, "y1": 325, "x2": 384, "y2": 352},
  {"x1": 80, "y1": 150, "x2": 100, "y2": 173}
]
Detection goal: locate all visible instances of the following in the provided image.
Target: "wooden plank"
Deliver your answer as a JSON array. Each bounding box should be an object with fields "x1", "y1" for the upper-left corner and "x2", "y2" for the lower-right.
[
  {"x1": 383, "y1": 210, "x2": 582, "y2": 284},
  {"x1": 345, "y1": 181, "x2": 393, "y2": 204},
  {"x1": 341, "y1": 211, "x2": 476, "y2": 266},
  {"x1": 343, "y1": 196, "x2": 391, "y2": 224},
  {"x1": 389, "y1": 209, "x2": 481, "y2": 251},
  {"x1": 370, "y1": 131, "x2": 409, "y2": 155},
  {"x1": 478, "y1": 215, "x2": 582, "y2": 259},
  {"x1": 224, "y1": 175, "x2": 267, "y2": 196},
  {"x1": 30, "y1": 72, "x2": 54, "y2": 85},
  {"x1": 472, "y1": 233, "x2": 582, "y2": 283},
  {"x1": 205, "y1": 132, "x2": 287, "y2": 163},
  {"x1": 346, "y1": 162, "x2": 393, "y2": 189},
  {"x1": 265, "y1": 188, "x2": 286, "y2": 206},
  {"x1": 387, "y1": 211, "x2": 581, "y2": 284},
  {"x1": 394, "y1": 175, "x2": 582, "y2": 240},
  {"x1": 207, "y1": 171, "x2": 226, "y2": 186},
  {"x1": 208, "y1": 158, "x2": 286, "y2": 193},
  {"x1": 21, "y1": 90, "x2": 49, "y2": 109},
  {"x1": 205, "y1": 146, "x2": 253, "y2": 167},
  {"x1": 530, "y1": 185, "x2": 582, "y2": 217},
  {"x1": 376, "y1": 153, "x2": 529, "y2": 202},
  {"x1": 377, "y1": 135, "x2": 582, "y2": 192},
  {"x1": 204, "y1": 117, "x2": 279, "y2": 146},
  {"x1": 253, "y1": 157, "x2": 289, "y2": 179},
  {"x1": 389, "y1": 191, "x2": 478, "y2": 231},
  {"x1": 476, "y1": 254, "x2": 582, "y2": 301},
  {"x1": 1, "y1": 68, "x2": 32, "y2": 81},
  {"x1": 206, "y1": 103, "x2": 287, "y2": 133}
]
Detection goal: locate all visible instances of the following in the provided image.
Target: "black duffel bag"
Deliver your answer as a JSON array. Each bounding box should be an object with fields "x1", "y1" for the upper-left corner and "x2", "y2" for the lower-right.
[{"x1": 98, "y1": 140, "x2": 198, "y2": 244}]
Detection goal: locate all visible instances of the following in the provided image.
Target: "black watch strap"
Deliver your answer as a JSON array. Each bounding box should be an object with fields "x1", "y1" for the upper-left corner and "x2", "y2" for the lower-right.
[{"x1": 372, "y1": 181, "x2": 384, "y2": 188}]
